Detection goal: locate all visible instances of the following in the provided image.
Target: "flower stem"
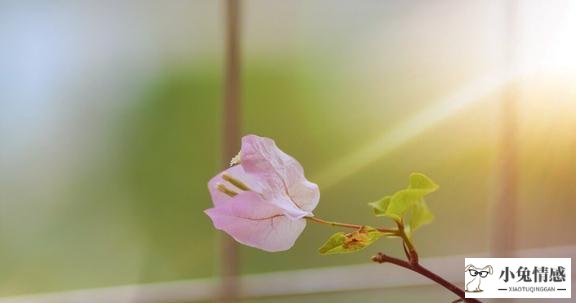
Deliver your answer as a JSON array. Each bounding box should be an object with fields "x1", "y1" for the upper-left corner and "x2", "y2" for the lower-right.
[
  {"x1": 305, "y1": 216, "x2": 363, "y2": 229},
  {"x1": 372, "y1": 253, "x2": 481, "y2": 303},
  {"x1": 305, "y1": 216, "x2": 396, "y2": 233}
]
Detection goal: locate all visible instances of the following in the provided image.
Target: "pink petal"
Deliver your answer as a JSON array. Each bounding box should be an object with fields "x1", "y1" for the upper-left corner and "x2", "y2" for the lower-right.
[
  {"x1": 240, "y1": 135, "x2": 320, "y2": 213},
  {"x1": 287, "y1": 180, "x2": 320, "y2": 213},
  {"x1": 207, "y1": 165, "x2": 263, "y2": 207},
  {"x1": 205, "y1": 191, "x2": 306, "y2": 252},
  {"x1": 268, "y1": 195, "x2": 310, "y2": 219}
]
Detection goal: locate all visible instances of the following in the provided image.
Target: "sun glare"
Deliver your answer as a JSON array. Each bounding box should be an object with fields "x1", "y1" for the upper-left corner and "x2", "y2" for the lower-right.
[
  {"x1": 314, "y1": 73, "x2": 511, "y2": 190},
  {"x1": 517, "y1": 0, "x2": 576, "y2": 76},
  {"x1": 315, "y1": 1, "x2": 576, "y2": 191}
]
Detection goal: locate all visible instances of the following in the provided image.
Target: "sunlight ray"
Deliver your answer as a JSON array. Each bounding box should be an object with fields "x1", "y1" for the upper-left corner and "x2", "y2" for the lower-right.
[{"x1": 314, "y1": 72, "x2": 513, "y2": 190}]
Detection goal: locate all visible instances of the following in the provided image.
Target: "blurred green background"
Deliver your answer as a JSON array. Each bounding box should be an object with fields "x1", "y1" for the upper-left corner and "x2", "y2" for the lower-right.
[{"x1": 1, "y1": 0, "x2": 575, "y2": 301}]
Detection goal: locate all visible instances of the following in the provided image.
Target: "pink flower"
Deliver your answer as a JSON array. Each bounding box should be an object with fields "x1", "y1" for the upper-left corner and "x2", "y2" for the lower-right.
[{"x1": 204, "y1": 134, "x2": 320, "y2": 252}]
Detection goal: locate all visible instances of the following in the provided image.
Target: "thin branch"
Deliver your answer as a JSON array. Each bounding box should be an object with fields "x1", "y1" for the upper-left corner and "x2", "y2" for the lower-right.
[
  {"x1": 306, "y1": 216, "x2": 363, "y2": 229},
  {"x1": 372, "y1": 253, "x2": 481, "y2": 303},
  {"x1": 392, "y1": 220, "x2": 419, "y2": 264},
  {"x1": 308, "y1": 216, "x2": 475, "y2": 301},
  {"x1": 305, "y1": 216, "x2": 396, "y2": 233},
  {"x1": 401, "y1": 240, "x2": 411, "y2": 261}
]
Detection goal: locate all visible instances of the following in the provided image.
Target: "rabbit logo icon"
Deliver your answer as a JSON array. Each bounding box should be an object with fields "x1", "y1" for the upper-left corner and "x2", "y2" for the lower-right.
[{"x1": 465, "y1": 264, "x2": 493, "y2": 293}]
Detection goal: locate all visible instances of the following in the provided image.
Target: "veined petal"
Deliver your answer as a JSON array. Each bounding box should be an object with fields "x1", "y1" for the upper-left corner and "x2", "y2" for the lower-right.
[
  {"x1": 240, "y1": 134, "x2": 320, "y2": 212},
  {"x1": 205, "y1": 191, "x2": 306, "y2": 252},
  {"x1": 270, "y1": 195, "x2": 312, "y2": 220}
]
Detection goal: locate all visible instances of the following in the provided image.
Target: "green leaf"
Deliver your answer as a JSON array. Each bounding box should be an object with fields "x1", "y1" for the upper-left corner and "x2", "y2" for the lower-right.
[
  {"x1": 408, "y1": 173, "x2": 439, "y2": 193},
  {"x1": 368, "y1": 196, "x2": 391, "y2": 216},
  {"x1": 318, "y1": 226, "x2": 384, "y2": 255},
  {"x1": 318, "y1": 232, "x2": 347, "y2": 255},
  {"x1": 383, "y1": 189, "x2": 427, "y2": 221},
  {"x1": 368, "y1": 173, "x2": 438, "y2": 227},
  {"x1": 409, "y1": 200, "x2": 435, "y2": 231}
]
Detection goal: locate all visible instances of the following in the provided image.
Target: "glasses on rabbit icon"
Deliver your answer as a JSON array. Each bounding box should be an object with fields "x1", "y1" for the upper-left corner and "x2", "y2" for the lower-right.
[{"x1": 468, "y1": 269, "x2": 491, "y2": 278}]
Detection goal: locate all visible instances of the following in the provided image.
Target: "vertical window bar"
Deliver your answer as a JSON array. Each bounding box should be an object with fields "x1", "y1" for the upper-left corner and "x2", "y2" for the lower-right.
[
  {"x1": 219, "y1": 0, "x2": 242, "y2": 302},
  {"x1": 492, "y1": 0, "x2": 519, "y2": 259}
]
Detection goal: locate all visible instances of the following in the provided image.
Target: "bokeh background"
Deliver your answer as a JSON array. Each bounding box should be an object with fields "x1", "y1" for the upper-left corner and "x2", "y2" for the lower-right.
[{"x1": 1, "y1": 0, "x2": 575, "y2": 302}]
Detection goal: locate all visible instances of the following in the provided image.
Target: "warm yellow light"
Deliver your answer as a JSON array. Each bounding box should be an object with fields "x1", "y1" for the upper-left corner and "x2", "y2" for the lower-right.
[
  {"x1": 517, "y1": 0, "x2": 576, "y2": 76},
  {"x1": 313, "y1": 73, "x2": 511, "y2": 190}
]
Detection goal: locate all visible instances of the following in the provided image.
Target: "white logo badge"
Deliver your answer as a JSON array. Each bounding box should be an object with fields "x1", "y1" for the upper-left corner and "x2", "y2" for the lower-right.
[{"x1": 465, "y1": 258, "x2": 571, "y2": 299}]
